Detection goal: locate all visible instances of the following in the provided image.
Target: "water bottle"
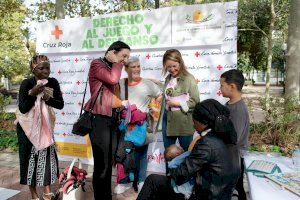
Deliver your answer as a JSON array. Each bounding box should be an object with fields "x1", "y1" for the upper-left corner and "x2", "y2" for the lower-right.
[{"x1": 292, "y1": 148, "x2": 300, "y2": 171}]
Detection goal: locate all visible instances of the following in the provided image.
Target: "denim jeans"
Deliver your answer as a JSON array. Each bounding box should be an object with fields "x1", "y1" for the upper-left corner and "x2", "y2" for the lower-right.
[
  {"x1": 135, "y1": 144, "x2": 149, "y2": 182},
  {"x1": 162, "y1": 111, "x2": 192, "y2": 151}
]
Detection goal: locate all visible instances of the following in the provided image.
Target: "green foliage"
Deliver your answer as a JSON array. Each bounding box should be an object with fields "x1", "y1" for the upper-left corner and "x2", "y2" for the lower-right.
[
  {"x1": 0, "y1": 94, "x2": 12, "y2": 114},
  {"x1": 29, "y1": 0, "x2": 121, "y2": 21},
  {"x1": 238, "y1": 0, "x2": 289, "y2": 71},
  {"x1": 248, "y1": 97, "x2": 300, "y2": 156},
  {"x1": 0, "y1": 112, "x2": 16, "y2": 120},
  {"x1": 0, "y1": 130, "x2": 18, "y2": 152},
  {"x1": 238, "y1": 52, "x2": 251, "y2": 73},
  {"x1": 0, "y1": 0, "x2": 30, "y2": 79}
]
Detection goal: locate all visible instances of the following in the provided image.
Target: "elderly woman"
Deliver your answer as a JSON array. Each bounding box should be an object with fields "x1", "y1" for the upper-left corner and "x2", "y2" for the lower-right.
[
  {"x1": 114, "y1": 56, "x2": 162, "y2": 194},
  {"x1": 138, "y1": 99, "x2": 241, "y2": 200},
  {"x1": 16, "y1": 55, "x2": 64, "y2": 200}
]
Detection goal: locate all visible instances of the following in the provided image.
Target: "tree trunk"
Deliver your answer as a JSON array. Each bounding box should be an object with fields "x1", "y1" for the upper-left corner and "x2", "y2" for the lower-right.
[
  {"x1": 155, "y1": 0, "x2": 159, "y2": 8},
  {"x1": 80, "y1": 0, "x2": 91, "y2": 17},
  {"x1": 55, "y1": 0, "x2": 65, "y2": 19},
  {"x1": 285, "y1": 0, "x2": 300, "y2": 100},
  {"x1": 265, "y1": 0, "x2": 275, "y2": 111}
]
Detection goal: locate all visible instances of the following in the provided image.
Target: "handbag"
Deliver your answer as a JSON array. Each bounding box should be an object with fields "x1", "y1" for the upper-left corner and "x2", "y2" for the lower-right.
[
  {"x1": 60, "y1": 158, "x2": 87, "y2": 200},
  {"x1": 72, "y1": 75, "x2": 103, "y2": 136}
]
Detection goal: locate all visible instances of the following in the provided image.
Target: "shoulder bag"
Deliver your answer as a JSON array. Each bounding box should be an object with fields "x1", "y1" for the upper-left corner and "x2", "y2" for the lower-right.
[{"x1": 72, "y1": 74, "x2": 103, "y2": 136}]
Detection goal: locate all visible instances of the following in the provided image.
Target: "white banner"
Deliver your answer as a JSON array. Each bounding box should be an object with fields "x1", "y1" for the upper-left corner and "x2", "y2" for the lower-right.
[
  {"x1": 36, "y1": 3, "x2": 226, "y2": 53},
  {"x1": 40, "y1": 1, "x2": 238, "y2": 168}
]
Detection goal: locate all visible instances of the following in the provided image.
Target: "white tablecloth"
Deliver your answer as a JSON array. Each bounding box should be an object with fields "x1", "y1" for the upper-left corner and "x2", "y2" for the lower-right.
[{"x1": 244, "y1": 152, "x2": 299, "y2": 200}]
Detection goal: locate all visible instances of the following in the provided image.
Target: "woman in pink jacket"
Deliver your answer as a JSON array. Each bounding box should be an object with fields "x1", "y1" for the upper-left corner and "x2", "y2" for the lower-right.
[{"x1": 83, "y1": 41, "x2": 130, "y2": 200}]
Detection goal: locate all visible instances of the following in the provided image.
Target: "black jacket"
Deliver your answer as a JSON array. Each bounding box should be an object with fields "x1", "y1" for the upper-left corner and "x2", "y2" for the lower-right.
[
  {"x1": 169, "y1": 132, "x2": 240, "y2": 200},
  {"x1": 18, "y1": 77, "x2": 64, "y2": 113}
]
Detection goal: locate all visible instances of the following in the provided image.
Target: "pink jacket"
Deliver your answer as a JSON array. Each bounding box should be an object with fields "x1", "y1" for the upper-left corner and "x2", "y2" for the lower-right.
[
  {"x1": 84, "y1": 58, "x2": 123, "y2": 116},
  {"x1": 121, "y1": 104, "x2": 147, "y2": 125}
]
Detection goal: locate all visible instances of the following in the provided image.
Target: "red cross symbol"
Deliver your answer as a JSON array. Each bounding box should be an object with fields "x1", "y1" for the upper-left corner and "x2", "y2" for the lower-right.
[
  {"x1": 58, "y1": 70, "x2": 61, "y2": 75},
  {"x1": 76, "y1": 81, "x2": 81, "y2": 85},
  {"x1": 146, "y1": 54, "x2": 150, "y2": 59},
  {"x1": 51, "y1": 25, "x2": 63, "y2": 39},
  {"x1": 217, "y1": 65, "x2": 223, "y2": 71},
  {"x1": 217, "y1": 90, "x2": 223, "y2": 96},
  {"x1": 61, "y1": 111, "x2": 65, "y2": 116},
  {"x1": 75, "y1": 58, "x2": 79, "y2": 63},
  {"x1": 195, "y1": 51, "x2": 200, "y2": 57}
]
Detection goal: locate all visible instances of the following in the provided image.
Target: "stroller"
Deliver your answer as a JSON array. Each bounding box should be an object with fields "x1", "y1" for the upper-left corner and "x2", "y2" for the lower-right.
[{"x1": 54, "y1": 158, "x2": 87, "y2": 200}]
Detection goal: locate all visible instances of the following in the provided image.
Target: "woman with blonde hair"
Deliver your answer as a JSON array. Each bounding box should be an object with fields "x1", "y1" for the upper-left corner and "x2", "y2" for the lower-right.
[{"x1": 158, "y1": 49, "x2": 200, "y2": 151}]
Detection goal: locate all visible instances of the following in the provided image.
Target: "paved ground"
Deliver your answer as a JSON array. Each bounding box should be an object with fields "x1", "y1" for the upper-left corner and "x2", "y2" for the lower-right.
[
  {"x1": 0, "y1": 152, "x2": 138, "y2": 200},
  {"x1": 0, "y1": 152, "x2": 249, "y2": 200}
]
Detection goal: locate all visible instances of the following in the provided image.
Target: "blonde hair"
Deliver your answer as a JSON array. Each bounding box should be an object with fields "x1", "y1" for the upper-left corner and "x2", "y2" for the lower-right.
[{"x1": 162, "y1": 49, "x2": 189, "y2": 76}]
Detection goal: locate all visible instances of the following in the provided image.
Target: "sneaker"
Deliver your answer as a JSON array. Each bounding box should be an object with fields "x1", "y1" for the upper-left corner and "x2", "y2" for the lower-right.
[
  {"x1": 114, "y1": 183, "x2": 132, "y2": 194},
  {"x1": 138, "y1": 182, "x2": 144, "y2": 194}
]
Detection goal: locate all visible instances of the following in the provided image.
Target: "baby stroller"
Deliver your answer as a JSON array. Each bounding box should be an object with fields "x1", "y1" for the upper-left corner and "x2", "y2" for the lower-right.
[{"x1": 54, "y1": 158, "x2": 87, "y2": 200}]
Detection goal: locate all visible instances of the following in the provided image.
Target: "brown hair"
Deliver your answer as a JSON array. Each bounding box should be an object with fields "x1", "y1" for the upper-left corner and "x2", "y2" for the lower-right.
[{"x1": 162, "y1": 49, "x2": 189, "y2": 76}]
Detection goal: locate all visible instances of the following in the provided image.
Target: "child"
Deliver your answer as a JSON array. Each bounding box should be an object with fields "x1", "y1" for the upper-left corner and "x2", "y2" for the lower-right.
[
  {"x1": 220, "y1": 69, "x2": 250, "y2": 200},
  {"x1": 165, "y1": 144, "x2": 194, "y2": 199}
]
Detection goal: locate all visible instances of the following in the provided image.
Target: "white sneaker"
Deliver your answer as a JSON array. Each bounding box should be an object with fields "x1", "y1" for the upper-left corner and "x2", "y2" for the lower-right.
[
  {"x1": 138, "y1": 182, "x2": 144, "y2": 194},
  {"x1": 114, "y1": 183, "x2": 132, "y2": 194}
]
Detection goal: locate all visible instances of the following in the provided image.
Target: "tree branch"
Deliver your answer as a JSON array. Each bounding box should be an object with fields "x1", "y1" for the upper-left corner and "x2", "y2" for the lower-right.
[
  {"x1": 239, "y1": 28, "x2": 263, "y2": 32},
  {"x1": 252, "y1": 16, "x2": 268, "y2": 37}
]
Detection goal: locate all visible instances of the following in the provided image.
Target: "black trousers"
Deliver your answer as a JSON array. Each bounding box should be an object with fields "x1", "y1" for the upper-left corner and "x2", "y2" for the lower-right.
[
  {"x1": 235, "y1": 157, "x2": 246, "y2": 200},
  {"x1": 137, "y1": 174, "x2": 185, "y2": 200},
  {"x1": 89, "y1": 114, "x2": 118, "y2": 200}
]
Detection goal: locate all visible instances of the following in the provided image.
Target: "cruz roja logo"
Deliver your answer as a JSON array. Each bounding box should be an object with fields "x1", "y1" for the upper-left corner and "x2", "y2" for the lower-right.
[{"x1": 43, "y1": 25, "x2": 71, "y2": 48}]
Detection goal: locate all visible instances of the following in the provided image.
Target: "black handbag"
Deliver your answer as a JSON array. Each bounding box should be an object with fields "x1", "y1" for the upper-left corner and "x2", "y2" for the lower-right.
[{"x1": 72, "y1": 77, "x2": 103, "y2": 136}]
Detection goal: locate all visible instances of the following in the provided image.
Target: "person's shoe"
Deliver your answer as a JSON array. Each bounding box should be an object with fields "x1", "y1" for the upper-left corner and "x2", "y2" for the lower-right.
[
  {"x1": 42, "y1": 192, "x2": 55, "y2": 200},
  {"x1": 138, "y1": 182, "x2": 144, "y2": 194},
  {"x1": 114, "y1": 183, "x2": 132, "y2": 194}
]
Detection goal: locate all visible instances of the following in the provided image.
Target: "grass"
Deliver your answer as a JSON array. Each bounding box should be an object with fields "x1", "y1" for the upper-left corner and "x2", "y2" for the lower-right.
[{"x1": 0, "y1": 130, "x2": 18, "y2": 152}]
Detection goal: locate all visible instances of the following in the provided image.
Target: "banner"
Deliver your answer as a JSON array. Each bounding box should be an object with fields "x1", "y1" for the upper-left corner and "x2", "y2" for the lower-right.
[
  {"x1": 37, "y1": 3, "x2": 226, "y2": 53},
  {"x1": 36, "y1": 1, "x2": 238, "y2": 168}
]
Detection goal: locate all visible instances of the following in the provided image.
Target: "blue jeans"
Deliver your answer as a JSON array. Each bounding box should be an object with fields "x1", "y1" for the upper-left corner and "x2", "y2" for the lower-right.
[
  {"x1": 135, "y1": 144, "x2": 149, "y2": 182},
  {"x1": 162, "y1": 111, "x2": 192, "y2": 151}
]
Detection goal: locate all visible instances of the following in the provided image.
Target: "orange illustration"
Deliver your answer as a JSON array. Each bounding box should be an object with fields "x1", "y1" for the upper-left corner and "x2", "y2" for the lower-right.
[{"x1": 193, "y1": 10, "x2": 203, "y2": 22}]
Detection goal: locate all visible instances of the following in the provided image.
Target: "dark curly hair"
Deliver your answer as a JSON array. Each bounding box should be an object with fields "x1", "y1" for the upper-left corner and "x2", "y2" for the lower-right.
[{"x1": 30, "y1": 55, "x2": 49, "y2": 71}]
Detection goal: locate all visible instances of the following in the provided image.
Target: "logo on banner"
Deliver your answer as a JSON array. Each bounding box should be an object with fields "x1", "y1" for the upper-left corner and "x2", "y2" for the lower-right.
[
  {"x1": 217, "y1": 90, "x2": 223, "y2": 96},
  {"x1": 51, "y1": 25, "x2": 63, "y2": 39},
  {"x1": 186, "y1": 10, "x2": 214, "y2": 23},
  {"x1": 43, "y1": 25, "x2": 71, "y2": 49},
  {"x1": 216, "y1": 64, "x2": 223, "y2": 71}
]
